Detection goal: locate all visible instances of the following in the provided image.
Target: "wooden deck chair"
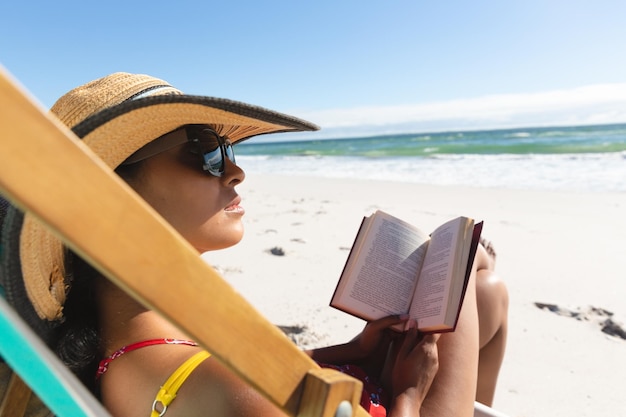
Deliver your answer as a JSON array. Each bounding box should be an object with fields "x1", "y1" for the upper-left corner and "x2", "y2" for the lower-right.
[{"x1": 0, "y1": 65, "x2": 509, "y2": 417}]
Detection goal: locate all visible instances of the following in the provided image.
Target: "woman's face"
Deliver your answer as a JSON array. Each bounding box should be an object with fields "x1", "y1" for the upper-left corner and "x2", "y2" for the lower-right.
[{"x1": 125, "y1": 135, "x2": 246, "y2": 253}]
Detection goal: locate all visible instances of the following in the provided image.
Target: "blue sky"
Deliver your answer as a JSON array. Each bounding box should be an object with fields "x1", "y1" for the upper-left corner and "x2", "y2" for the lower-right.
[{"x1": 2, "y1": 1, "x2": 626, "y2": 139}]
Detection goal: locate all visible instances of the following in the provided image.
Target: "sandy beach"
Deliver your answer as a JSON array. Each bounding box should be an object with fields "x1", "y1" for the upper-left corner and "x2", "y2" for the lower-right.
[{"x1": 204, "y1": 173, "x2": 626, "y2": 417}]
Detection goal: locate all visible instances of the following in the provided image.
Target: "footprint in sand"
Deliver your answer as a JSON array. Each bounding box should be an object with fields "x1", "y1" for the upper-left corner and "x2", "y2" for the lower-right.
[{"x1": 534, "y1": 302, "x2": 626, "y2": 340}]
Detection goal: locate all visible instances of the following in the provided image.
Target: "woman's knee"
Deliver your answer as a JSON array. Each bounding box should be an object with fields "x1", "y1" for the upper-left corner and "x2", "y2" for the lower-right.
[
  {"x1": 475, "y1": 243, "x2": 496, "y2": 271},
  {"x1": 476, "y1": 270, "x2": 509, "y2": 346}
]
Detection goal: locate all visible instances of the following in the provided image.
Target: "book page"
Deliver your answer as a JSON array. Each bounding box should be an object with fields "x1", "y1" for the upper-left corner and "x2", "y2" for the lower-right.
[
  {"x1": 408, "y1": 217, "x2": 465, "y2": 331},
  {"x1": 444, "y1": 221, "x2": 482, "y2": 328},
  {"x1": 331, "y1": 211, "x2": 430, "y2": 321}
]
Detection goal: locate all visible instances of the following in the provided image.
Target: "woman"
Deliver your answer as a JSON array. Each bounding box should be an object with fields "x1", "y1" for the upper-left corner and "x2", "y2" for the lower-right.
[{"x1": 1, "y1": 72, "x2": 505, "y2": 416}]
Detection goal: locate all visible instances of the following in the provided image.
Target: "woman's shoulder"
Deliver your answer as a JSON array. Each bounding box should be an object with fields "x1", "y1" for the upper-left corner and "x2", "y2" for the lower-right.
[
  {"x1": 98, "y1": 340, "x2": 206, "y2": 416},
  {"x1": 174, "y1": 350, "x2": 291, "y2": 416},
  {"x1": 98, "y1": 340, "x2": 287, "y2": 417}
]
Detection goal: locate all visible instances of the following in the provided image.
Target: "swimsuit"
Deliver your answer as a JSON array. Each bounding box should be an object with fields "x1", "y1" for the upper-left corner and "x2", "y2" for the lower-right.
[
  {"x1": 318, "y1": 363, "x2": 388, "y2": 417},
  {"x1": 96, "y1": 339, "x2": 210, "y2": 417},
  {"x1": 98, "y1": 339, "x2": 388, "y2": 417}
]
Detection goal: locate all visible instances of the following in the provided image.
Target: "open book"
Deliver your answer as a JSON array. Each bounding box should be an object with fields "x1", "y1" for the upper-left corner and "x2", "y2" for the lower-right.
[{"x1": 330, "y1": 210, "x2": 482, "y2": 333}]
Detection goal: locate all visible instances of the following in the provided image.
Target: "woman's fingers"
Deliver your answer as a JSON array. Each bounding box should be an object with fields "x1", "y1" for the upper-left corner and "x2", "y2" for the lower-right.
[
  {"x1": 368, "y1": 314, "x2": 409, "y2": 330},
  {"x1": 398, "y1": 325, "x2": 440, "y2": 365}
]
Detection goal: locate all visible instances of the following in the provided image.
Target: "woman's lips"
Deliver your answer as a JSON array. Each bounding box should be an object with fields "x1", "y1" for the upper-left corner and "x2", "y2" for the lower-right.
[{"x1": 225, "y1": 196, "x2": 244, "y2": 214}]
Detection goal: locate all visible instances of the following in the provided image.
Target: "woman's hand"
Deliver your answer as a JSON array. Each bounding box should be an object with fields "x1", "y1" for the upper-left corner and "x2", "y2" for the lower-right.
[
  {"x1": 389, "y1": 324, "x2": 440, "y2": 413},
  {"x1": 306, "y1": 315, "x2": 409, "y2": 366},
  {"x1": 349, "y1": 314, "x2": 409, "y2": 361}
]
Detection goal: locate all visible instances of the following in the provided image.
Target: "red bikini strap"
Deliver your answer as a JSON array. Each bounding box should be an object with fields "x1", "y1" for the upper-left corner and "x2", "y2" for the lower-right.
[{"x1": 96, "y1": 338, "x2": 197, "y2": 380}]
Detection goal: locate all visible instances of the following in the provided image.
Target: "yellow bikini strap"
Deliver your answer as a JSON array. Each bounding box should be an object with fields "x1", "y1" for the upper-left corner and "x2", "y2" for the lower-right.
[{"x1": 151, "y1": 351, "x2": 211, "y2": 417}]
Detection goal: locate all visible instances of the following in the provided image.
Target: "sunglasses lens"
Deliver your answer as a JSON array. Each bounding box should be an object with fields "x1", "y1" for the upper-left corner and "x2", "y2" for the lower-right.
[
  {"x1": 190, "y1": 129, "x2": 236, "y2": 177},
  {"x1": 224, "y1": 143, "x2": 236, "y2": 164},
  {"x1": 202, "y1": 147, "x2": 224, "y2": 176}
]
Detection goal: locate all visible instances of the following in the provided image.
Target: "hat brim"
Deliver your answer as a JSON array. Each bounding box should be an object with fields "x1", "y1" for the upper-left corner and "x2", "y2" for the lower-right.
[
  {"x1": 71, "y1": 94, "x2": 319, "y2": 168},
  {"x1": 0, "y1": 204, "x2": 60, "y2": 341}
]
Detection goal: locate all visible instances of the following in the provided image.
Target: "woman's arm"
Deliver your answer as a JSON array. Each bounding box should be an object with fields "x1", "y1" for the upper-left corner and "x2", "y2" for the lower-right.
[
  {"x1": 305, "y1": 315, "x2": 409, "y2": 365},
  {"x1": 387, "y1": 329, "x2": 440, "y2": 417}
]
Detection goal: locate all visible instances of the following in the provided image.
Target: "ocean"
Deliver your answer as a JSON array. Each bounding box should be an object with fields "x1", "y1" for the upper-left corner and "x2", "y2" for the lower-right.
[{"x1": 235, "y1": 123, "x2": 626, "y2": 193}]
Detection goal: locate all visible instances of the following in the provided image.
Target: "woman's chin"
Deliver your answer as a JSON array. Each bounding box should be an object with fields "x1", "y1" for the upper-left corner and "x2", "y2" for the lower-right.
[{"x1": 195, "y1": 233, "x2": 244, "y2": 253}]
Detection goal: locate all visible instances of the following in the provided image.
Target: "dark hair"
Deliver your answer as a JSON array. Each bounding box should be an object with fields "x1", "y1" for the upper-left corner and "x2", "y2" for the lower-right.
[{"x1": 52, "y1": 253, "x2": 101, "y2": 393}]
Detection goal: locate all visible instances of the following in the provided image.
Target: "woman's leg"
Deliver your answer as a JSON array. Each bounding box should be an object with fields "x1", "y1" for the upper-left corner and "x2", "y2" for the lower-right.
[
  {"x1": 475, "y1": 244, "x2": 509, "y2": 406},
  {"x1": 419, "y1": 260, "x2": 480, "y2": 417}
]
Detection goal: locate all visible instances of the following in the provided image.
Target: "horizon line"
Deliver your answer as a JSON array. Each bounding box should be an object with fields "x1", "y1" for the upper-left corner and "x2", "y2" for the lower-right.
[
  {"x1": 261, "y1": 83, "x2": 626, "y2": 142},
  {"x1": 245, "y1": 119, "x2": 626, "y2": 144}
]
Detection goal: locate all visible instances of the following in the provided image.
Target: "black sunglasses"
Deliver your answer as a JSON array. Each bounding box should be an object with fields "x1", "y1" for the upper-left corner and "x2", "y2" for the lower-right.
[{"x1": 188, "y1": 128, "x2": 236, "y2": 177}]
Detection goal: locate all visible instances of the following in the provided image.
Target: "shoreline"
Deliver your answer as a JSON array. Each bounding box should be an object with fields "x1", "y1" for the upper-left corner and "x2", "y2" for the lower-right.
[
  {"x1": 205, "y1": 174, "x2": 626, "y2": 416},
  {"x1": 237, "y1": 154, "x2": 626, "y2": 195}
]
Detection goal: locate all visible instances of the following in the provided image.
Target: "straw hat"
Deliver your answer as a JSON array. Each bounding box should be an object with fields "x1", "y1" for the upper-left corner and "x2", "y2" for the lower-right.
[{"x1": 0, "y1": 72, "x2": 318, "y2": 328}]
